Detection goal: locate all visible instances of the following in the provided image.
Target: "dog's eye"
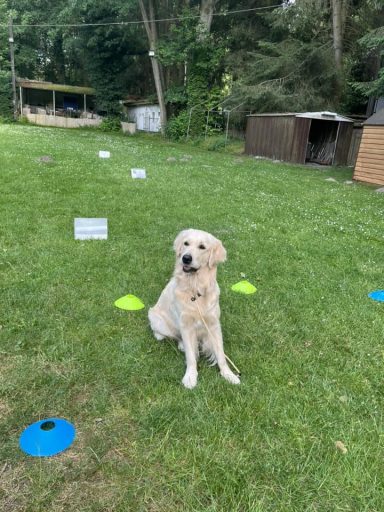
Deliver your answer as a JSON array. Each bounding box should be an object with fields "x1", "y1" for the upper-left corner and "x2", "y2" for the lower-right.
[
  {"x1": 199, "y1": 244, "x2": 206, "y2": 250},
  {"x1": 184, "y1": 241, "x2": 189, "y2": 246}
]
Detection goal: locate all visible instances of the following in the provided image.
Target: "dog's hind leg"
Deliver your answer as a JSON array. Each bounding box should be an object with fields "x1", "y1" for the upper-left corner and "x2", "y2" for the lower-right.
[{"x1": 148, "y1": 308, "x2": 175, "y2": 341}]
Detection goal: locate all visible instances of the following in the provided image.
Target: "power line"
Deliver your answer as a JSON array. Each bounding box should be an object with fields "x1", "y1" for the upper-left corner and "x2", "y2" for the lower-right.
[{"x1": 0, "y1": 5, "x2": 283, "y2": 28}]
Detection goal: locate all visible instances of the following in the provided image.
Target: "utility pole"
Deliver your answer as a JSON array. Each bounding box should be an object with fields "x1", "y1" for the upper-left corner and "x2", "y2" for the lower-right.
[
  {"x1": 138, "y1": 0, "x2": 167, "y2": 134},
  {"x1": 8, "y1": 18, "x2": 18, "y2": 120}
]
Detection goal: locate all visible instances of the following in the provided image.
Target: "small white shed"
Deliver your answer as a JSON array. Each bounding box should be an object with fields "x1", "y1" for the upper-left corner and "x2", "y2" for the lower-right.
[{"x1": 123, "y1": 99, "x2": 161, "y2": 132}]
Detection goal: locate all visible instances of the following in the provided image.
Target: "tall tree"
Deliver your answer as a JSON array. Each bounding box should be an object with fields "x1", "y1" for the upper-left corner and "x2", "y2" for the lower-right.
[
  {"x1": 226, "y1": 0, "x2": 338, "y2": 113},
  {"x1": 1, "y1": 0, "x2": 383, "y2": 127},
  {"x1": 199, "y1": 0, "x2": 216, "y2": 35},
  {"x1": 332, "y1": 0, "x2": 344, "y2": 71},
  {"x1": 157, "y1": 0, "x2": 226, "y2": 137}
]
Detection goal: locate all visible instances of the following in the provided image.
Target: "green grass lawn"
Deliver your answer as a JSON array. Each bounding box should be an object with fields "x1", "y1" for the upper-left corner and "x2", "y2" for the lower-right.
[{"x1": 1, "y1": 123, "x2": 384, "y2": 511}]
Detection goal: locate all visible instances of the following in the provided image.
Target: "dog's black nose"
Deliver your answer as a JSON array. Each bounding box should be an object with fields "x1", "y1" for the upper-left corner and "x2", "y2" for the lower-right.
[{"x1": 182, "y1": 254, "x2": 192, "y2": 264}]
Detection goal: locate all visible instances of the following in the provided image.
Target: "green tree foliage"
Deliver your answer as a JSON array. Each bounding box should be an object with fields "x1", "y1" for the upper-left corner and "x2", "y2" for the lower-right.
[
  {"x1": 357, "y1": 27, "x2": 384, "y2": 97},
  {"x1": 2, "y1": 0, "x2": 152, "y2": 116},
  {"x1": 225, "y1": 0, "x2": 338, "y2": 112},
  {"x1": 347, "y1": 4, "x2": 384, "y2": 111},
  {"x1": 158, "y1": 6, "x2": 226, "y2": 138},
  {"x1": 77, "y1": 3, "x2": 132, "y2": 116},
  {"x1": 0, "y1": 0, "x2": 383, "y2": 129},
  {"x1": 0, "y1": 70, "x2": 13, "y2": 119}
]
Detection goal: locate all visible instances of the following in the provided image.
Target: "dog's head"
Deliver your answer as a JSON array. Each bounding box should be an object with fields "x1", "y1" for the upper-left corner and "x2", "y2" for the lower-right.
[{"x1": 173, "y1": 229, "x2": 227, "y2": 273}]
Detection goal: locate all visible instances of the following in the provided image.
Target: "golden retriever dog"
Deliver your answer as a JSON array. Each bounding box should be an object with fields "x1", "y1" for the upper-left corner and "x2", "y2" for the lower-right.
[{"x1": 148, "y1": 228, "x2": 240, "y2": 389}]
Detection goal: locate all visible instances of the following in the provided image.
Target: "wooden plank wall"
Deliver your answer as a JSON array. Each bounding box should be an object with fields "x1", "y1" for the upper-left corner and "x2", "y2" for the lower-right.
[
  {"x1": 347, "y1": 127, "x2": 362, "y2": 166},
  {"x1": 354, "y1": 126, "x2": 384, "y2": 185}
]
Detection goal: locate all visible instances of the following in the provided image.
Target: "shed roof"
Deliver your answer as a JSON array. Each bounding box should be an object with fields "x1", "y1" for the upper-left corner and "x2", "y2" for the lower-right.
[
  {"x1": 364, "y1": 108, "x2": 384, "y2": 126},
  {"x1": 17, "y1": 79, "x2": 95, "y2": 95},
  {"x1": 296, "y1": 111, "x2": 353, "y2": 122},
  {"x1": 122, "y1": 96, "x2": 158, "y2": 106},
  {"x1": 248, "y1": 111, "x2": 353, "y2": 123},
  {"x1": 248, "y1": 112, "x2": 296, "y2": 117}
]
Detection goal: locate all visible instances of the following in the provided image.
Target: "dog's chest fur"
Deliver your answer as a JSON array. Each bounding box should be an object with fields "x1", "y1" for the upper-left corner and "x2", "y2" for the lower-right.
[{"x1": 175, "y1": 267, "x2": 218, "y2": 302}]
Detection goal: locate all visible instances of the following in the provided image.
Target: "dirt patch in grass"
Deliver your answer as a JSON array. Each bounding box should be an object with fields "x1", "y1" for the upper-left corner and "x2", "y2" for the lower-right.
[
  {"x1": 0, "y1": 399, "x2": 11, "y2": 419},
  {"x1": 0, "y1": 462, "x2": 32, "y2": 512},
  {"x1": 51, "y1": 473, "x2": 124, "y2": 512}
]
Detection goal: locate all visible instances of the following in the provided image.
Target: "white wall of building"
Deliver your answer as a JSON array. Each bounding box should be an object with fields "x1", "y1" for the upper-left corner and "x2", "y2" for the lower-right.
[
  {"x1": 22, "y1": 108, "x2": 102, "y2": 128},
  {"x1": 128, "y1": 105, "x2": 161, "y2": 133}
]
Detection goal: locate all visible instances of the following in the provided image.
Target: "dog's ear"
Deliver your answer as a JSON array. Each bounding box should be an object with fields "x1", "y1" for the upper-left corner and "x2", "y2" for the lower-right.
[
  {"x1": 209, "y1": 240, "x2": 227, "y2": 268},
  {"x1": 173, "y1": 230, "x2": 186, "y2": 257}
]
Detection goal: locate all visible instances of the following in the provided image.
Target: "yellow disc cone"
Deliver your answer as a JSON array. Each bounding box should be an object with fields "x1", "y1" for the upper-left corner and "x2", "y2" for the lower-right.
[
  {"x1": 231, "y1": 280, "x2": 257, "y2": 294},
  {"x1": 114, "y1": 294, "x2": 145, "y2": 311}
]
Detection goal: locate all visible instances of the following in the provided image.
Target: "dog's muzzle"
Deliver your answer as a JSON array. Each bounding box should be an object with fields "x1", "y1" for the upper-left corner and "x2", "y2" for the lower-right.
[{"x1": 182, "y1": 253, "x2": 197, "y2": 273}]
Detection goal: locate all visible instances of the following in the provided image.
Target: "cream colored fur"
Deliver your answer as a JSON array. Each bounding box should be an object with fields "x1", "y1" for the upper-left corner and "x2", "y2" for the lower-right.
[{"x1": 148, "y1": 229, "x2": 240, "y2": 389}]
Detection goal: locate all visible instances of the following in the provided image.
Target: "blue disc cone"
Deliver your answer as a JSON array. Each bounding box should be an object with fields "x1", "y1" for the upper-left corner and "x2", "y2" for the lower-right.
[
  {"x1": 19, "y1": 418, "x2": 76, "y2": 457},
  {"x1": 368, "y1": 290, "x2": 384, "y2": 302}
]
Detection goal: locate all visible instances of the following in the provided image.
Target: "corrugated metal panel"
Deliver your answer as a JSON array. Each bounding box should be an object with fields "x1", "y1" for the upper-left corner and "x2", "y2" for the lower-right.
[
  {"x1": 291, "y1": 117, "x2": 311, "y2": 164},
  {"x1": 245, "y1": 115, "x2": 296, "y2": 160},
  {"x1": 333, "y1": 122, "x2": 354, "y2": 165},
  {"x1": 248, "y1": 113, "x2": 296, "y2": 117},
  {"x1": 354, "y1": 126, "x2": 384, "y2": 185},
  {"x1": 296, "y1": 111, "x2": 353, "y2": 123},
  {"x1": 245, "y1": 113, "x2": 352, "y2": 165}
]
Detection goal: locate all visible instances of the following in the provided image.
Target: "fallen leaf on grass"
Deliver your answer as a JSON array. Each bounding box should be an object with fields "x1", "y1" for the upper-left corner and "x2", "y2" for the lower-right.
[{"x1": 335, "y1": 440, "x2": 348, "y2": 454}]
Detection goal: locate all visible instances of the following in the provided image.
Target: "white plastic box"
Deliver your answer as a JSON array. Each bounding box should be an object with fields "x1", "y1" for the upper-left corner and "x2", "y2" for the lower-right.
[
  {"x1": 74, "y1": 218, "x2": 108, "y2": 240},
  {"x1": 131, "y1": 168, "x2": 146, "y2": 179}
]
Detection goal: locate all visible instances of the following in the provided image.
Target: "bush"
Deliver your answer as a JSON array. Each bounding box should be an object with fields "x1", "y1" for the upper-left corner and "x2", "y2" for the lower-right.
[
  {"x1": 206, "y1": 136, "x2": 227, "y2": 151},
  {"x1": 190, "y1": 135, "x2": 244, "y2": 154},
  {"x1": 18, "y1": 115, "x2": 30, "y2": 125},
  {"x1": 165, "y1": 110, "x2": 190, "y2": 140},
  {"x1": 0, "y1": 71, "x2": 13, "y2": 119},
  {"x1": 99, "y1": 116, "x2": 121, "y2": 132}
]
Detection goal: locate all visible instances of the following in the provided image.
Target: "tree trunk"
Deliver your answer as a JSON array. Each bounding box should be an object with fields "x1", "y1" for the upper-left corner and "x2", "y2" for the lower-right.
[
  {"x1": 198, "y1": 0, "x2": 215, "y2": 38},
  {"x1": 8, "y1": 18, "x2": 18, "y2": 120},
  {"x1": 332, "y1": 0, "x2": 343, "y2": 71},
  {"x1": 139, "y1": 0, "x2": 167, "y2": 133}
]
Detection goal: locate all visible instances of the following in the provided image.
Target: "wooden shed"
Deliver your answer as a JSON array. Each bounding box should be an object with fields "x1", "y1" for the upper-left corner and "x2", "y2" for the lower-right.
[
  {"x1": 353, "y1": 109, "x2": 384, "y2": 185},
  {"x1": 245, "y1": 111, "x2": 354, "y2": 166}
]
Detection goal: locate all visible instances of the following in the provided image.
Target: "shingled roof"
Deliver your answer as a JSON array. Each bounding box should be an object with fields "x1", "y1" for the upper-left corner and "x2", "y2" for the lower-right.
[{"x1": 364, "y1": 108, "x2": 384, "y2": 126}]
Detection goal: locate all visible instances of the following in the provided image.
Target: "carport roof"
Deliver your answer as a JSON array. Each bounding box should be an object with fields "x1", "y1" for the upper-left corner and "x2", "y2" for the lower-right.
[{"x1": 17, "y1": 79, "x2": 95, "y2": 95}]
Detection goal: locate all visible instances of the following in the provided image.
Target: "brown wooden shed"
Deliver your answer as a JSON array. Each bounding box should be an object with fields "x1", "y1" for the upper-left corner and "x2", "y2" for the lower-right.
[
  {"x1": 353, "y1": 109, "x2": 384, "y2": 185},
  {"x1": 245, "y1": 111, "x2": 354, "y2": 166}
]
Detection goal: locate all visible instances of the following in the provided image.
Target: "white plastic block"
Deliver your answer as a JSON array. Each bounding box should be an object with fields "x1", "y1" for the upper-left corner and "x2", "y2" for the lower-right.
[
  {"x1": 74, "y1": 218, "x2": 108, "y2": 240},
  {"x1": 131, "y1": 168, "x2": 146, "y2": 179}
]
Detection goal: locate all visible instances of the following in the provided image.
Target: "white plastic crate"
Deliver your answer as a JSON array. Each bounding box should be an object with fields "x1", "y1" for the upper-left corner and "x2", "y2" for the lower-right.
[
  {"x1": 131, "y1": 168, "x2": 146, "y2": 179},
  {"x1": 74, "y1": 218, "x2": 108, "y2": 240}
]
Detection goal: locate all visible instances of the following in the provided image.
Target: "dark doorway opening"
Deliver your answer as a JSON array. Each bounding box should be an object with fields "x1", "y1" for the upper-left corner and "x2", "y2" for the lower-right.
[{"x1": 307, "y1": 119, "x2": 339, "y2": 165}]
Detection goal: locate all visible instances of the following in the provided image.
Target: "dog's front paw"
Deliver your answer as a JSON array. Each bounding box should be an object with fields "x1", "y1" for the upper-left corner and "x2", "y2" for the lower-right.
[
  {"x1": 220, "y1": 368, "x2": 241, "y2": 385},
  {"x1": 182, "y1": 371, "x2": 198, "y2": 389}
]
